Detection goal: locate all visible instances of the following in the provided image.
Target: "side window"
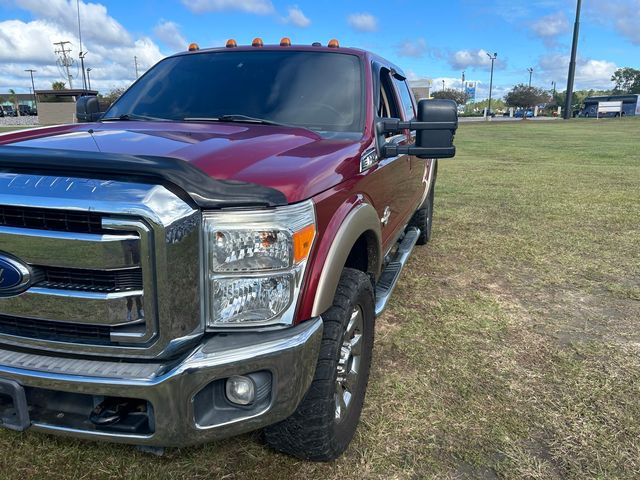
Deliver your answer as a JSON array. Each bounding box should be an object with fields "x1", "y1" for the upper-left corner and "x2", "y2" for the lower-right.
[
  {"x1": 378, "y1": 70, "x2": 400, "y2": 120},
  {"x1": 394, "y1": 79, "x2": 416, "y2": 120}
]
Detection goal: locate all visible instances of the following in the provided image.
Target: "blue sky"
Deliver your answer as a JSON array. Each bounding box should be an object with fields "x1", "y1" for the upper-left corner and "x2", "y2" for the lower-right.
[{"x1": 0, "y1": 0, "x2": 638, "y2": 99}]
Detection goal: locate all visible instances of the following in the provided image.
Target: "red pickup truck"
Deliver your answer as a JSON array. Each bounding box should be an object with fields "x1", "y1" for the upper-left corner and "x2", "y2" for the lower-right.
[{"x1": 0, "y1": 39, "x2": 457, "y2": 460}]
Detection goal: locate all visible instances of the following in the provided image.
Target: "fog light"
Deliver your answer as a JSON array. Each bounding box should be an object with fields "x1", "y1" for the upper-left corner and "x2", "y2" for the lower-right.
[{"x1": 225, "y1": 376, "x2": 256, "y2": 406}]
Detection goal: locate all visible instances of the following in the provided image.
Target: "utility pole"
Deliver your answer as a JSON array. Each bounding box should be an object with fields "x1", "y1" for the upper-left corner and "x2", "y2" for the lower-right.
[
  {"x1": 563, "y1": 0, "x2": 582, "y2": 119},
  {"x1": 25, "y1": 69, "x2": 37, "y2": 111},
  {"x1": 134, "y1": 56, "x2": 139, "y2": 78},
  {"x1": 527, "y1": 67, "x2": 534, "y2": 87},
  {"x1": 54, "y1": 40, "x2": 74, "y2": 89},
  {"x1": 486, "y1": 52, "x2": 498, "y2": 119},
  {"x1": 552, "y1": 81, "x2": 557, "y2": 97},
  {"x1": 86, "y1": 68, "x2": 92, "y2": 90},
  {"x1": 461, "y1": 71, "x2": 465, "y2": 93},
  {"x1": 76, "y1": 0, "x2": 87, "y2": 90}
]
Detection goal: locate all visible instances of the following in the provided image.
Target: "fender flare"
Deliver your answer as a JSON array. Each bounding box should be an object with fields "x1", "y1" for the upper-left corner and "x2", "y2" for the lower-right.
[{"x1": 311, "y1": 202, "x2": 382, "y2": 317}]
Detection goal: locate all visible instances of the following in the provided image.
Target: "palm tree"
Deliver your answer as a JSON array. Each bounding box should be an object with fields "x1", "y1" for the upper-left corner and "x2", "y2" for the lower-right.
[{"x1": 8, "y1": 89, "x2": 20, "y2": 117}]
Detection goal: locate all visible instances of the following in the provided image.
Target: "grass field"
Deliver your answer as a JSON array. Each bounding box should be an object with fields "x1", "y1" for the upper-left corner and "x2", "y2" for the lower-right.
[{"x1": 0, "y1": 119, "x2": 639, "y2": 479}]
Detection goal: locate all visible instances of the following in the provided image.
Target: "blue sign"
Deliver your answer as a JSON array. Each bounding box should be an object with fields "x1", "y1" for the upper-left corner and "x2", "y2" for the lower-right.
[
  {"x1": 465, "y1": 82, "x2": 477, "y2": 103},
  {"x1": 0, "y1": 255, "x2": 30, "y2": 296}
]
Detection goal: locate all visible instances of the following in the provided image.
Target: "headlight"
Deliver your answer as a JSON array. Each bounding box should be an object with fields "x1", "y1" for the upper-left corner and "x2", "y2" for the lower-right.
[{"x1": 203, "y1": 200, "x2": 315, "y2": 329}]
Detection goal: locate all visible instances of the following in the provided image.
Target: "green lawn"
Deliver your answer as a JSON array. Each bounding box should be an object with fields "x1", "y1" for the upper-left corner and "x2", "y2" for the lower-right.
[{"x1": 0, "y1": 119, "x2": 639, "y2": 479}]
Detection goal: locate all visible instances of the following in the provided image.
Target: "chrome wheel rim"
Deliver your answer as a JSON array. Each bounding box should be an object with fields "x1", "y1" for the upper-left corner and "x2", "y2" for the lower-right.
[{"x1": 335, "y1": 306, "x2": 363, "y2": 422}]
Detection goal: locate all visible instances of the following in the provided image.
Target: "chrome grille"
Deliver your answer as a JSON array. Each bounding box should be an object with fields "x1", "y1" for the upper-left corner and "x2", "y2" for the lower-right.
[
  {"x1": 0, "y1": 214, "x2": 152, "y2": 346},
  {"x1": 0, "y1": 205, "x2": 105, "y2": 234},
  {"x1": 0, "y1": 173, "x2": 201, "y2": 359},
  {"x1": 0, "y1": 314, "x2": 111, "y2": 344},
  {"x1": 33, "y1": 266, "x2": 143, "y2": 293}
]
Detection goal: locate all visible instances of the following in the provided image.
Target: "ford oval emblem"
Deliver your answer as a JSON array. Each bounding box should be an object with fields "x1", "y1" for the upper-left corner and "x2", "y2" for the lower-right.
[{"x1": 0, "y1": 255, "x2": 31, "y2": 296}]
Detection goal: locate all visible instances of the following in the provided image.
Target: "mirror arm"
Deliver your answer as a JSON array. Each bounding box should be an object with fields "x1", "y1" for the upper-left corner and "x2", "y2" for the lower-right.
[
  {"x1": 378, "y1": 118, "x2": 458, "y2": 134},
  {"x1": 382, "y1": 144, "x2": 456, "y2": 159}
]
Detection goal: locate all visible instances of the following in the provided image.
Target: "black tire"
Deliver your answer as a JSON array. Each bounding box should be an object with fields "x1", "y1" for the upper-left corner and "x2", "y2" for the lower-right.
[
  {"x1": 410, "y1": 176, "x2": 436, "y2": 245},
  {"x1": 264, "y1": 268, "x2": 375, "y2": 461}
]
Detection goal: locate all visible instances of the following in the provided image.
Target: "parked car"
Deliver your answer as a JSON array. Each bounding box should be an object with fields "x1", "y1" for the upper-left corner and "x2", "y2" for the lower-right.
[
  {"x1": 514, "y1": 109, "x2": 534, "y2": 118},
  {"x1": 1, "y1": 105, "x2": 16, "y2": 117},
  {"x1": 18, "y1": 105, "x2": 35, "y2": 116},
  {"x1": 483, "y1": 108, "x2": 496, "y2": 117},
  {"x1": 0, "y1": 39, "x2": 458, "y2": 460}
]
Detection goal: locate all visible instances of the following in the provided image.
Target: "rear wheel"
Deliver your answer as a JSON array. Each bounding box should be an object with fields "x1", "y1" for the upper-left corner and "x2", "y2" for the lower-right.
[{"x1": 264, "y1": 268, "x2": 375, "y2": 461}]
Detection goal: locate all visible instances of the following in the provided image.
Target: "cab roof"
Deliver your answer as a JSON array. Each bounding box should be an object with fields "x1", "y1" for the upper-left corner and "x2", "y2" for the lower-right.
[{"x1": 169, "y1": 42, "x2": 408, "y2": 80}]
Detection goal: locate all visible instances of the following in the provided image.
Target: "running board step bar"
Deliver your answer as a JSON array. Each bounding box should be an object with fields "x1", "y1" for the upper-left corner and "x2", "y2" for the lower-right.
[{"x1": 375, "y1": 227, "x2": 420, "y2": 316}]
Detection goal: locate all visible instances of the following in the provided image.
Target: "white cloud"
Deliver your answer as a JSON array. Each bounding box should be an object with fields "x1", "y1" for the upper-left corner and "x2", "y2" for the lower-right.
[
  {"x1": 531, "y1": 11, "x2": 569, "y2": 43},
  {"x1": 0, "y1": 19, "x2": 69, "y2": 65},
  {"x1": 0, "y1": 1, "x2": 165, "y2": 94},
  {"x1": 154, "y1": 21, "x2": 187, "y2": 52},
  {"x1": 449, "y1": 49, "x2": 499, "y2": 70},
  {"x1": 347, "y1": 13, "x2": 378, "y2": 32},
  {"x1": 587, "y1": 0, "x2": 640, "y2": 45},
  {"x1": 283, "y1": 5, "x2": 310, "y2": 27},
  {"x1": 182, "y1": 0, "x2": 274, "y2": 14},
  {"x1": 13, "y1": 0, "x2": 132, "y2": 47},
  {"x1": 396, "y1": 38, "x2": 427, "y2": 58},
  {"x1": 538, "y1": 54, "x2": 618, "y2": 90}
]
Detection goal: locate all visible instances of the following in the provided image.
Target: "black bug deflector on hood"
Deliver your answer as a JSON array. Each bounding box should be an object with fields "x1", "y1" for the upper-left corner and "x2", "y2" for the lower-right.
[{"x1": 0, "y1": 146, "x2": 288, "y2": 209}]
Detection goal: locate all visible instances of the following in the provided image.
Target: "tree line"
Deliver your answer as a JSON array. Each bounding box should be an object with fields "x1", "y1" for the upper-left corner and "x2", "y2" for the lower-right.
[{"x1": 431, "y1": 67, "x2": 640, "y2": 116}]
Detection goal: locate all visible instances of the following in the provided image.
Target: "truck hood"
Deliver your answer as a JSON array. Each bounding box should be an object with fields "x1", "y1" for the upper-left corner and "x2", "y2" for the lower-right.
[{"x1": 0, "y1": 121, "x2": 364, "y2": 203}]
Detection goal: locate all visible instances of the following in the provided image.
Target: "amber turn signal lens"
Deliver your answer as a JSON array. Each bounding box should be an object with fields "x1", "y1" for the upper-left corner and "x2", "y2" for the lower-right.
[
  {"x1": 293, "y1": 224, "x2": 316, "y2": 263},
  {"x1": 226, "y1": 39, "x2": 237, "y2": 48},
  {"x1": 188, "y1": 42, "x2": 200, "y2": 51},
  {"x1": 252, "y1": 37, "x2": 264, "y2": 47},
  {"x1": 280, "y1": 37, "x2": 291, "y2": 47},
  {"x1": 327, "y1": 39, "x2": 340, "y2": 48}
]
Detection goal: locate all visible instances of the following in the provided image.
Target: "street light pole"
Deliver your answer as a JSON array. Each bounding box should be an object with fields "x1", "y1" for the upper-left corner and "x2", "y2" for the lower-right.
[
  {"x1": 87, "y1": 68, "x2": 92, "y2": 90},
  {"x1": 76, "y1": 0, "x2": 88, "y2": 90},
  {"x1": 442, "y1": 79, "x2": 445, "y2": 92},
  {"x1": 528, "y1": 67, "x2": 534, "y2": 87},
  {"x1": 25, "y1": 69, "x2": 37, "y2": 111},
  {"x1": 486, "y1": 52, "x2": 497, "y2": 119},
  {"x1": 563, "y1": 0, "x2": 582, "y2": 119}
]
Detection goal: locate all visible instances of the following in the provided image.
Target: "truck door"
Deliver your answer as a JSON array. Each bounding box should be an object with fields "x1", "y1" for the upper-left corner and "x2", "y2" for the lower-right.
[
  {"x1": 373, "y1": 69, "x2": 416, "y2": 251},
  {"x1": 392, "y1": 75, "x2": 432, "y2": 214}
]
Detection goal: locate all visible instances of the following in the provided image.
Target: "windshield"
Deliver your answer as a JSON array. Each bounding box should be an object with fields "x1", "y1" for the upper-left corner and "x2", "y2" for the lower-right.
[{"x1": 103, "y1": 50, "x2": 364, "y2": 134}]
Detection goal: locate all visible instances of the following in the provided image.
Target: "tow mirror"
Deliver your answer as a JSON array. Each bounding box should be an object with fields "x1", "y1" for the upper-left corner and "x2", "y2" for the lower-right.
[
  {"x1": 377, "y1": 99, "x2": 458, "y2": 159},
  {"x1": 76, "y1": 96, "x2": 101, "y2": 123}
]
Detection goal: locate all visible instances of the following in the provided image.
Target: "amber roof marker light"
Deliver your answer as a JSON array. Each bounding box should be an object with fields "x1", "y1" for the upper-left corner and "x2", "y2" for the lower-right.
[
  {"x1": 252, "y1": 37, "x2": 264, "y2": 47},
  {"x1": 226, "y1": 39, "x2": 237, "y2": 48},
  {"x1": 188, "y1": 42, "x2": 200, "y2": 51},
  {"x1": 327, "y1": 39, "x2": 340, "y2": 48},
  {"x1": 280, "y1": 37, "x2": 291, "y2": 47}
]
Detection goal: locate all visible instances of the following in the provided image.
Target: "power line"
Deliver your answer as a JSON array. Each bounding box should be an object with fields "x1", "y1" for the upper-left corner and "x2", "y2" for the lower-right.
[{"x1": 53, "y1": 40, "x2": 74, "y2": 89}]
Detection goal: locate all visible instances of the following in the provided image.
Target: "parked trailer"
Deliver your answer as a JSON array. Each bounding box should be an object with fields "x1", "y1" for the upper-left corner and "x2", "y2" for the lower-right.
[{"x1": 581, "y1": 94, "x2": 639, "y2": 118}]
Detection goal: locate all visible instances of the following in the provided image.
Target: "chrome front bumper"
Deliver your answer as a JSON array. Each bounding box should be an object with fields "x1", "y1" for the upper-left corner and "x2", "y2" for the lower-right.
[{"x1": 0, "y1": 318, "x2": 322, "y2": 447}]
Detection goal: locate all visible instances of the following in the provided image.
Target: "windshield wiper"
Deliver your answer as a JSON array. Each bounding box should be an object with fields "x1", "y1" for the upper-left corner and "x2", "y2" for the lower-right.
[
  {"x1": 101, "y1": 113, "x2": 170, "y2": 122},
  {"x1": 183, "y1": 114, "x2": 290, "y2": 127}
]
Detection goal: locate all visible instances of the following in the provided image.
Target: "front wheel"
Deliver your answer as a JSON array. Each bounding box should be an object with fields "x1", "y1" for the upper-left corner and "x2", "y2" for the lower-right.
[{"x1": 264, "y1": 268, "x2": 375, "y2": 461}]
